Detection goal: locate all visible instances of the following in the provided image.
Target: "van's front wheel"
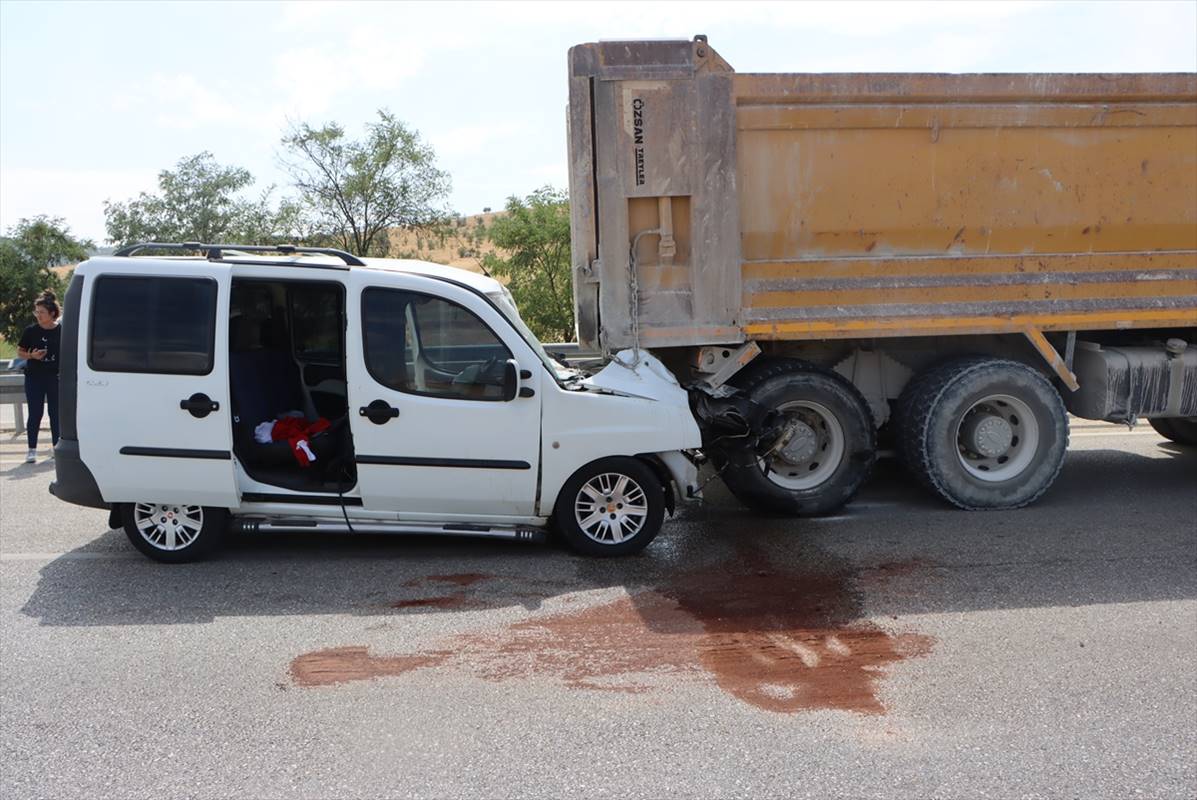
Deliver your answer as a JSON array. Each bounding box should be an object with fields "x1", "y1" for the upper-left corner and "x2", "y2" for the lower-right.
[
  {"x1": 554, "y1": 457, "x2": 665, "y2": 557},
  {"x1": 121, "y1": 502, "x2": 227, "y2": 563}
]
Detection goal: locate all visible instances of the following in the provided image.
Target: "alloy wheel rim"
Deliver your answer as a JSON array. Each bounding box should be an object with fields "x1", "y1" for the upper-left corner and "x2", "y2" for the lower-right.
[
  {"x1": 574, "y1": 472, "x2": 649, "y2": 544},
  {"x1": 133, "y1": 503, "x2": 204, "y2": 551}
]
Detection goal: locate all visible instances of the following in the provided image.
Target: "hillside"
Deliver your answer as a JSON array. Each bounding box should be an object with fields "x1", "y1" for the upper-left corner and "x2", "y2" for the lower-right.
[{"x1": 387, "y1": 211, "x2": 504, "y2": 273}]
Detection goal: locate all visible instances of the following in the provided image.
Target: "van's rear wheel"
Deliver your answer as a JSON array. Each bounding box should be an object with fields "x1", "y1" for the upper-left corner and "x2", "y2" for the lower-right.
[
  {"x1": 554, "y1": 457, "x2": 665, "y2": 557},
  {"x1": 121, "y1": 502, "x2": 227, "y2": 563},
  {"x1": 897, "y1": 357, "x2": 1068, "y2": 509},
  {"x1": 719, "y1": 359, "x2": 876, "y2": 516},
  {"x1": 1149, "y1": 417, "x2": 1197, "y2": 446}
]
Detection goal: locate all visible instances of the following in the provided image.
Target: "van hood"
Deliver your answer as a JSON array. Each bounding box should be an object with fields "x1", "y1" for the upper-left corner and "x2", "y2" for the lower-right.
[{"x1": 581, "y1": 350, "x2": 689, "y2": 404}]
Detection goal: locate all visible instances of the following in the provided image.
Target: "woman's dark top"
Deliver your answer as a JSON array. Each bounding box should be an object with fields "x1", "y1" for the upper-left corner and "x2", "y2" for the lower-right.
[{"x1": 18, "y1": 323, "x2": 61, "y2": 375}]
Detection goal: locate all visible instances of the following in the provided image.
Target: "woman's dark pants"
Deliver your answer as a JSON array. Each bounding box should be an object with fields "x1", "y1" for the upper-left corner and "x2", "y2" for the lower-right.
[{"x1": 24, "y1": 371, "x2": 59, "y2": 450}]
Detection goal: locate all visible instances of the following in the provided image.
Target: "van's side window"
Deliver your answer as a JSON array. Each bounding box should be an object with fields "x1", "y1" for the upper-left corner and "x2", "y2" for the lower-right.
[
  {"x1": 89, "y1": 276, "x2": 217, "y2": 374},
  {"x1": 363, "y1": 288, "x2": 512, "y2": 401},
  {"x1": 290, "y1": 283, "x2": 343, "y2": 365}
]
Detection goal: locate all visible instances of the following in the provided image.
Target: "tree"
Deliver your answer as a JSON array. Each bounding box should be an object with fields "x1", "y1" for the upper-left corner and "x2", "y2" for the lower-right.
[
  {"x1": 482, "y1": 187, "x2": 574, "y2": 342},
  {"x1": 103, "y1": 152, "x2": 293, "y2": 246},
  {"x1": 279, "y1": 109, "x2": 450, "y2": 257},
  {"x1": 0, "y1": 216, "x2": 92, "y2": 344}
]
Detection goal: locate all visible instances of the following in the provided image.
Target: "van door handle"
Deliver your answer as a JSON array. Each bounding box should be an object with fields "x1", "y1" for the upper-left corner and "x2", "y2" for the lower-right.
[
  {"x1": 360, "y1": 399, "x2": 400, "y2": 425},
  {"x1": 180, "y1": 392, "x2": 219, "y2": 419}
]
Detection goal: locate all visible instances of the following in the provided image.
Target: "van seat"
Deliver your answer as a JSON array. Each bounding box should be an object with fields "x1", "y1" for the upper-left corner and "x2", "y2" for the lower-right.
[
  {"x1": 229, "y1": 348, "x2": 303, "y2": 430},
  {"x1": 229, "y1": 317, "x2": 338, "y2": 468}
]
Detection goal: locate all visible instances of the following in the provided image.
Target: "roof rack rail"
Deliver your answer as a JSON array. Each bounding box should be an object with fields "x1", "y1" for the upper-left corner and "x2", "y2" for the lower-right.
[{"x1": 112, "y1": 242, "x2": 366, "y2": 267}]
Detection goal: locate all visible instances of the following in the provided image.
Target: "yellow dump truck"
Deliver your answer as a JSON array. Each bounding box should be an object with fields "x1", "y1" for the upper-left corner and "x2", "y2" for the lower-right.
[{"x1": 567, "y1": 36, "x2": 1197, "y2": 514}]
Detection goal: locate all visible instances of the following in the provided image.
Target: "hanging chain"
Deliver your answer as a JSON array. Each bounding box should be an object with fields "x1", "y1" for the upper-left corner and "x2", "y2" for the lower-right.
[{"x1": 607, "y1": 228, "x2": 660, "y2": 371}]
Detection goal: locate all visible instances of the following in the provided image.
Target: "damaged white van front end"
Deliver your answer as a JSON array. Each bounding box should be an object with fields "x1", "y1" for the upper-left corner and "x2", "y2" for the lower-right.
[{"x1": 537, "y1": 349, "x2": 703, "y2": 518}]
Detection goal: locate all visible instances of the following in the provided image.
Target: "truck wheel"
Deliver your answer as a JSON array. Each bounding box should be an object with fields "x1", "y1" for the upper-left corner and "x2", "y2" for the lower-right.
[
  {"x1": 553, "y1": 457, "x2": 665, "y2": 557},
  {"x1": 121, "y1": 502, "x2": 227, "y2": 563},
  {"x1": 720, "y1": 359, "x2": 876, "y2": 516},
  {"x1": 897, "y1": 357, "x2": 1068, "y2": 509},
  {"x1": 1149, "y1": 417, "x2": 1197, "y2": 446}
]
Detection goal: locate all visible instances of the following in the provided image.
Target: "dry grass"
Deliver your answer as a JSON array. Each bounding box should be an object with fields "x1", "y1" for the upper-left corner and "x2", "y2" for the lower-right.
[{"x1": 386, "y1": 211, "x2": 504, "y2": 274}]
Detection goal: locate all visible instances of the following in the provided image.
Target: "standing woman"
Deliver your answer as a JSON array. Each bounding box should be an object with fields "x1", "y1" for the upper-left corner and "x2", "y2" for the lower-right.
[{"x1": 16, "y1": 291, "x2": 62, "y2": 463}]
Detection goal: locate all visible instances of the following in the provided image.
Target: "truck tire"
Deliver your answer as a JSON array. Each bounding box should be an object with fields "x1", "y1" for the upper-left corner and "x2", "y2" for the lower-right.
[
  {"x1": 896, "y1": 357, "x2": 1068, "y2": 510},
  {"x1": 121, "y1": 502, "x2": 227, "y2": 563},
  {"x1": 720, "y1": 359, "x2": 876, "y2": 516},
  {"x1": 553, "y1": 457, "x2": 666, "y2": 557},
  {"x1": 1149, "y1": 417, "x2": 1197, "y2": 446}
]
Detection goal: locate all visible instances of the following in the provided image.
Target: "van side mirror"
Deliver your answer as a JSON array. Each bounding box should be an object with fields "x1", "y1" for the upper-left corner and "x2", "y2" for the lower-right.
[{"x1": 502, "y1": 359, "x2": 519, "y2": 401}]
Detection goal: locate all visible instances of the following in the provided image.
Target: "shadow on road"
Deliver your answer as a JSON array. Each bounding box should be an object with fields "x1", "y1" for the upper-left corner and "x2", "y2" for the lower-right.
[
  {"x1": 16, "y1": 441, "x2": 1196, "y2": 713},
  {"x1": 2, "y1": 458, "x2": 56, "y2": 481},
  {"x1": 19, "y1": 444, "x2": 1197, "y2": 627}
]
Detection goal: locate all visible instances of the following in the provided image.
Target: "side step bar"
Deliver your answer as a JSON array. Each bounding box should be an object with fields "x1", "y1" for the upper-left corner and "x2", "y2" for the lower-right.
[{"x1": 235, "y1": 517, "x2": 548, "y2": 543}]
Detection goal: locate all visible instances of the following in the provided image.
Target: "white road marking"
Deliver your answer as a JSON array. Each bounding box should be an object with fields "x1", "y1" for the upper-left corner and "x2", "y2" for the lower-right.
[
  {"x1": 825, "y1": 635, "x2": 853, "y2": 656},
  {"x1": 1070, "y1": 430, "x2": 1161, "y2": 438},
  {"x1": 767, "y1": 633, "x2": 821, "y2": 667}
]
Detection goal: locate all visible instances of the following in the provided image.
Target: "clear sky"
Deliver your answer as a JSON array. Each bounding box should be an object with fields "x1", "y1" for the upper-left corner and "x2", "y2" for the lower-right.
[{"x1": 2, "y1": 0, "x2": 1195, "y2": 244}]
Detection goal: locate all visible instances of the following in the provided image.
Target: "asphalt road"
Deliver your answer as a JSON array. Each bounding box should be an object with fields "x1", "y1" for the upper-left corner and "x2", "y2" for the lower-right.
[{"x1": 1, "y1": 421, "x2": 1195, "y2": 799}]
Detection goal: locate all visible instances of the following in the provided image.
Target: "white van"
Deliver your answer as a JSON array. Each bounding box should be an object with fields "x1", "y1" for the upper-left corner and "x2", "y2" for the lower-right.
[{"x1": 50, "y1": 244, "x2": 702, "y2": 562}]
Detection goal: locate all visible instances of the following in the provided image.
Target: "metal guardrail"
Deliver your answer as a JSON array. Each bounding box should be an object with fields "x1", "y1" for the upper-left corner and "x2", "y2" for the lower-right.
[
  {"x1": 0, "y1": 372, "x2": 26, "y2": 435},
  {"x1": 543, "y1": 343, "x2": 603, "y2": 368},
  {"x1": 543, "y1": 343, "x2": 591, "y2": 355}
]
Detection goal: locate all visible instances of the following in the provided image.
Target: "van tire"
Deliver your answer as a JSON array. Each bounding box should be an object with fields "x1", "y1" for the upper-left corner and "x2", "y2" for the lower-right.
[
  {"x1": 896, "y1": 357, "x2": 1068, "y2": 510},
  {"x1": 121, "y1": 503, "x2": 227, "y2": 563},
  {"x1": 719, "y1": 359, "x2": 876, "y2": 516},
  {"x1": 553, "y1": 457, "x2": 665, "y2": 557},
  {"x1": 1149, "y1": 417, "x2": 1197, "y2": 446}
]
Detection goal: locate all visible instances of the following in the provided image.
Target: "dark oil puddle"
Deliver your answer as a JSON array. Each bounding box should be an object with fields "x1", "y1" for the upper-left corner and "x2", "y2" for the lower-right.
[
  {"x1": 389, "y1": 573, "x2": 554, "y2": 611},
  {"x1": 291, "y1": 554, "x2": 933, "y2": 714},
  {"x1": 404, "y1": 573, "x2": 492, "y2": 588},
  {"x1": 391, "y1": 595, "x2": 477, "y2": 610}
]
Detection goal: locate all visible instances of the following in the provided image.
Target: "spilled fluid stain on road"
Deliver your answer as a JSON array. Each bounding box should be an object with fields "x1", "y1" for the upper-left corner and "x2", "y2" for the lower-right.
[
  {"x1": 291, "y1": 549, "x2": 933, "y2": 714},
  {"x1": 390, "y1": 595, "x2": 476, "y2": 610},
  {"x1": 407, "y1": 573, "x2": 492, "y2": 588},
  {"x1": 666, "y1": 565, "x2": 932, "y2": 714}
]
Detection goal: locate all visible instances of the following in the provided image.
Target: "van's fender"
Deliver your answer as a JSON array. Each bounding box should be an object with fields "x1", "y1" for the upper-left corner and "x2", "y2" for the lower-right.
[{"x1": 537, "y1": 350, "x2": 702, "y2": 517}]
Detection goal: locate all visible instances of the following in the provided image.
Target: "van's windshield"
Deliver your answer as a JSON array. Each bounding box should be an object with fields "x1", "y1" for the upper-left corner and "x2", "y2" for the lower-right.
[{"x1": 487, "y1": 289, "x2": 572, "y2": 381}]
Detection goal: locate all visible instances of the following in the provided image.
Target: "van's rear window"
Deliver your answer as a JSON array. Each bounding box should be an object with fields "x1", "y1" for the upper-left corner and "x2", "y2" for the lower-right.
[{"x1": 89, "y1": 276, "x2": 217, "y2": 374}]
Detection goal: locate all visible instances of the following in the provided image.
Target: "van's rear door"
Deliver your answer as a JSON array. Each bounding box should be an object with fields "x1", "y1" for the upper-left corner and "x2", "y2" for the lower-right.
[{"x1": 76, "y1": 259, "x2": 238, "y2": 507}]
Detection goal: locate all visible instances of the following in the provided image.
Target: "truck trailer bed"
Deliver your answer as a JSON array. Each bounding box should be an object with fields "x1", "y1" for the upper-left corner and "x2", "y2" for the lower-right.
[{"x1": 567, "y1": 38, "x2": 1197, "y2": 351}]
